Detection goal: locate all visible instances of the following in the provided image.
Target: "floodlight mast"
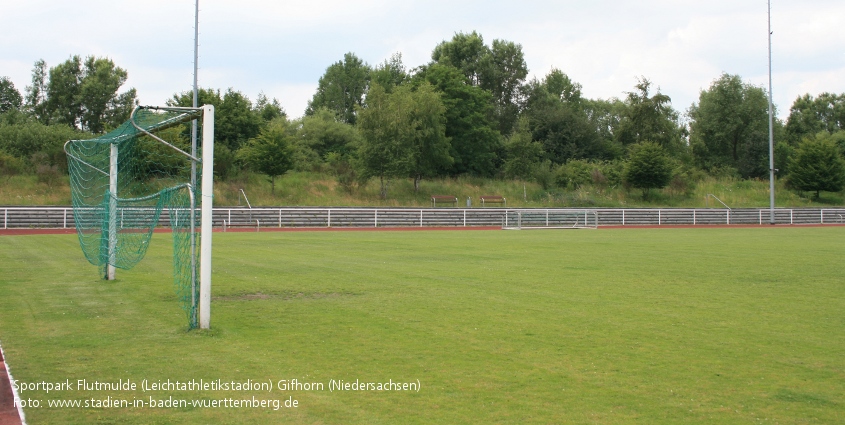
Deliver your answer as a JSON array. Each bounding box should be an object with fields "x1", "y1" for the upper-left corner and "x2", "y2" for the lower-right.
[
  {"x1": 767, "y1": 0, "x2": 776, "y2": 224},
  {"x1": 190, "y1": 0, "x2": 200, "y2": 326}
]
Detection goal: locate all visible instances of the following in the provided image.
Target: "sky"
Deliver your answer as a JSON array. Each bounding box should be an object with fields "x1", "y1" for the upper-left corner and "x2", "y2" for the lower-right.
[{"x1": 2, "y1": 0, "x2": 843, "y2": 121}]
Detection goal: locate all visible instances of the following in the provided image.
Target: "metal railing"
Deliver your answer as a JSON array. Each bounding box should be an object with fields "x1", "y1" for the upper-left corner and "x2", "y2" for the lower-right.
[{"x1": 3, "y1": 206, "x2": 845, "y2": 230}]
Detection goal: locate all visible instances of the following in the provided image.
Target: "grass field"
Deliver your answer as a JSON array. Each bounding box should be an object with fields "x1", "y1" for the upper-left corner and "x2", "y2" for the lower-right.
[{"x1": 0, "y1": 228, "x2": 843, "y2": 424}]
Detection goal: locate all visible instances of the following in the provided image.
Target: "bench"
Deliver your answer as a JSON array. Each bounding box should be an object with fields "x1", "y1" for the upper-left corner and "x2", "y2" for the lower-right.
[
  {"x1": 430, "y1": 195, "x2": 458, "y2": 207},
  {"x1": 479, "y1": 195, "x2": 506, "y2": 207}
]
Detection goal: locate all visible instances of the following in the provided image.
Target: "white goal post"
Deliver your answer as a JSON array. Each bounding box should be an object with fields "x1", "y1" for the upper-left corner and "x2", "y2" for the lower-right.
[
  {"x1": 502, "y1": 209, "x2": 598, "y2": 230},
  {"x1": 199, "y1": 104, "x2": 214, "y2": 330}
]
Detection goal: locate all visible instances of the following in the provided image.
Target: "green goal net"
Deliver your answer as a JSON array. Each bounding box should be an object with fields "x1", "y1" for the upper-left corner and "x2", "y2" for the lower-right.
[{"x1": 65, "y1": 106, "x2": 211, "y2": 328}]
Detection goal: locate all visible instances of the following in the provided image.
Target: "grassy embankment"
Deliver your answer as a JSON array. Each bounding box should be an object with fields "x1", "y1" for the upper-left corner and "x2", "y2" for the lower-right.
[{"x1": 1, "y1": 171, "x2": 843, "y2": 207}]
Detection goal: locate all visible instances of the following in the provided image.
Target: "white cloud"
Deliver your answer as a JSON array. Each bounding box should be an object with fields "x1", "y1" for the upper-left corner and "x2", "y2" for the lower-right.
[{"x1": 1, "y1": 0, "x2": 843, "y2": 120}]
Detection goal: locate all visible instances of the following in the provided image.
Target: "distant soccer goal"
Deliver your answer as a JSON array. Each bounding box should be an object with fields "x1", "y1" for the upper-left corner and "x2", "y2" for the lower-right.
[
  {"x1": 64, "y1": 105, "x2": 214, "y2": 329},
  {"x1": 502, "y1": 209, "x2": 598, "y2": 230}
]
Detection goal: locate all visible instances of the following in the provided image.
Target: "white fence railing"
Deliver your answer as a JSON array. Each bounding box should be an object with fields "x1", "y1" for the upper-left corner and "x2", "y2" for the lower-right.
[{"x1": 3, "y1": 206, "x2": 845, "y2": 230}]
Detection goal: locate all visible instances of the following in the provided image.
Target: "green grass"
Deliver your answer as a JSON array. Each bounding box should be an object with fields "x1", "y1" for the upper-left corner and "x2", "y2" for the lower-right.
[{"x1": 0, "y1": 228, "x2": 843, "y2": 424}]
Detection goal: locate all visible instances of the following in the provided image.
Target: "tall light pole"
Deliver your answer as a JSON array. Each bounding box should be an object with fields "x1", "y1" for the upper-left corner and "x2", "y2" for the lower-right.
[
  {"x1": 767, "y1": 0, "x2": 776, "y2": 224},
  {"x1": 190, "y1": 0, "x2": 200, "y2": 327}
]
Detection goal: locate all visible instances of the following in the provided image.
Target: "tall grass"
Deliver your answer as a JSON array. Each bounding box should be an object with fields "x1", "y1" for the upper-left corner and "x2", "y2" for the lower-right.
[
  {"x1": 0, "y1": 174, "x2": 71, "y2": 205},
  {"x1": 1, "y1": 171, "x2": 842, "y2": 207}
]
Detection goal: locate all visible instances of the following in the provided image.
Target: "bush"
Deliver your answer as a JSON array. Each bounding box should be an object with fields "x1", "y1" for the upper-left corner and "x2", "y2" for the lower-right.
[
  {"x1": 0, "y1": 149, "x2": 25, "y2": 176},
  {"x1": 327, "y1": 152, "x2": 358, "y2": 193},
  {"x1": 532, "y1": 160, "x2": 555, "y2": 190},
  {"x1": 554, "y1": 159, "x2": 592, "y2": 189},
  {"x1": 623, "y1": 142, "x2": 673, "y2": 200}
]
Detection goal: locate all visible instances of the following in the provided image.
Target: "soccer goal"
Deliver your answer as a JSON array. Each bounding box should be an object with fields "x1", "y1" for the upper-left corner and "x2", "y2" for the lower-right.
[
  {"x1": 502, "y1": 209, "x2": 598, "y2": 230},
  {"x1": 64, "y1": 105, "x2": 214, "y2": 329}
]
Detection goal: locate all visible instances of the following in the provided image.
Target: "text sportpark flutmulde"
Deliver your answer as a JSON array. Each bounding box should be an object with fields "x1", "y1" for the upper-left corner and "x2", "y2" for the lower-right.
[{"x1": 10, "y1": 378, "x2": 421, "y2": 410}]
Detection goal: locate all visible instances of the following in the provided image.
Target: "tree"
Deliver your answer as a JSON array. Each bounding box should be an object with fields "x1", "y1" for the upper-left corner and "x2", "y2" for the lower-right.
[
  {"x1": 432, "y1": 32, "x2": 528, "y2": 135},
  {"x1": 542, "y1": 68, "x2": 582, "y2": 104},
  {"x1": 784, "y1": 92, "x2": 845, "y2": 145},
  {"x1": 431, "y1": 31, "x2": 487, "y2": 86},
  {"x1": 46, "y1": 55, "x2": 83, "y2": 128},
  {"x1": 169, "y1": 88, "x2": 266, "y2": 152},
  {"x1": 78, "y1": 56, "x2": 136, "y2": 133},
  {"x1": 616, "y1": 78, "x2": 685, "y2": 154},
  {"x1": 306, "y1": 53, "x2": 370, "y2": 124},
  {"x1": 521, "y1": 70, "x2": 610, "y2": 164},
  {"x1": 31, "y1": 56, "x2": 137, "y2": 132},
  {"x1": 402, "y1": 82, "x2": 451, "y2": 191},
  {"x1": 582, "y1": 98, "x2": 626, "y2": 159},
  {"x1": 296, "y1": 107, "x2": 361, "y2": 162},
  {"x1": 787, "y1": 133, "x2": 845, "y2": 199},
  {"x1": 0, "y1": 77, "x2": 23, "y2": 114},
  {"x1": 356, "y1": 84, "x2": 414, "y2": 199},
  {"x1": 689, "y1": 73, "x2": 772, "y2": 178},
  {"x1": 356, "y1": 83, "x2": 451, "y2": 197},
  {"x1": 169, "y1": 87, "x2": 223, "y2": 111},
  {"x1": 24, "y1": 59, "x2": 49, "y2": 122},
  {"x1": 623, "y1": 141, "x2": 673, "y2": 199},
  {"x1": 503, "y1": 117, "x2": 543, "y2": 179},
  {"x1": 254, "y1": 92, "x2": 285, "y2": 123},
  {"x1": 237, "y1": 118, "x2": 294, "y2": 194},
  {"x1": 370, "y1": 53, "x2": 407, "y2": 93},
  {"x1": 217, "y1": 89, "x2": 262, "y2": 151},
  {"x1": 414, "y1": 64, "x2": 500, "y2": 176},
  {"x1": 479, "y1": 39, "x2": 528, "y2": 135}
]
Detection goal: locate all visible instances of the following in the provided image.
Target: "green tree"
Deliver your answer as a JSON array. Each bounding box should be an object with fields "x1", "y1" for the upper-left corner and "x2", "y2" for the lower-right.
[
  {"x1": 169, "y1": 88, "x2": 265, "y2": 152},
  {"x1": 169, "y1": 87, "x2": 223, "y2": 110},
  {"x1": 522, "y1": 70, "x2": 609, "y2": 164},
  {"x1": 370, "y1": 53, "x2": 407, "y2": 93},
  {"x1": 41, "y1": 55, "x2": 136, "y2": 133},
  {"x1": 582, "y1": 98, "x2": 626, "y2": 159},
  {"x1": 503, "y1": 118, "x2": 543, "y2": 179},
  {"x1": 787, "y1": 133, "x2": 845, "y2": 199},
  {"x1": 542, "y1": 68, "x2": 582, "y2": 104},
  {"x1": 46, "y1": 55, "x2": 83, "y2": 128},
  {"x1": 217, "y1": 89, "x2": 262, "y2": 151},
  {"x1": 237, "y1": 118, "x2": 294, "y2": 194},
  {"x1": 0, "y1": 77, "x2": 23, "y2": 113},
  {"x1": 784, "y1": 92, "x2": 845, "y2": 145},
  {"x1": 432, "y1": 32, "x2": 528, "y2": 135},
  {"x1": 623, "y1": 141, "x2": 673, "y2": 199},
  {"x1": 296, "y1": 107, "x2": 362, "y2": 161},
  {"x1": 253, "y1": 92, "x2": 285, "y2": 123},
  {"x1": 306, "y1": 53, "x2": 370, "y2": 125},
  {"x1": 356, "y1": 84, "x2": 414, "y2": 199},
  {"x1": 689, "y1": 73, "x2": 773, "y2": 178},
  {"x1": 414, "y1": 64, "x2": 500, "y2": 176},
  {"x1": 356, "y1": 83, "x2": 451, "y2": 196},
  {"x1": 24, "y1": 59, "x2": 49, "y2": 123},
  {"x1": 616, "y1": 78, "x2": 685, "y2": 154},
  {"x1": 431, "y1": 31, "x2": 487, "y2": 86},
  {"x1": 479, "y1": 39, "x2": 528, "y2": 135},
  {"x1": 402, "y1": 82, "x2": 451, "y2": 191},
  {"x1": 78, "y1": 56, "x2": 136, "y2": 133}
]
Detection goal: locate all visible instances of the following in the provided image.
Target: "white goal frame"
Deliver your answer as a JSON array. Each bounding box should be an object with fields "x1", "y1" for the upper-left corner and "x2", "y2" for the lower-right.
[
  {"x1": 502, "y1": 209, "x2": 598, "y2": 230},
  {"x1": 125, "y1": 105, "x2": 214, "y2": 329}
]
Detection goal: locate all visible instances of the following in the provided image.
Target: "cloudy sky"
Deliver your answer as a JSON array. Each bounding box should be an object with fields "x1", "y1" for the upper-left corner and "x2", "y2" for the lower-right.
[{"x1": 2, "y1": 0, "x2": 843, "y2": 121}]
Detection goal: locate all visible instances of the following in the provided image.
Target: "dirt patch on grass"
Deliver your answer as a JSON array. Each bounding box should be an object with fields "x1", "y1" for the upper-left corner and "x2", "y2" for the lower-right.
[{"x1": 215, "y1": 291, "x2": 360, "y2": 301}]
